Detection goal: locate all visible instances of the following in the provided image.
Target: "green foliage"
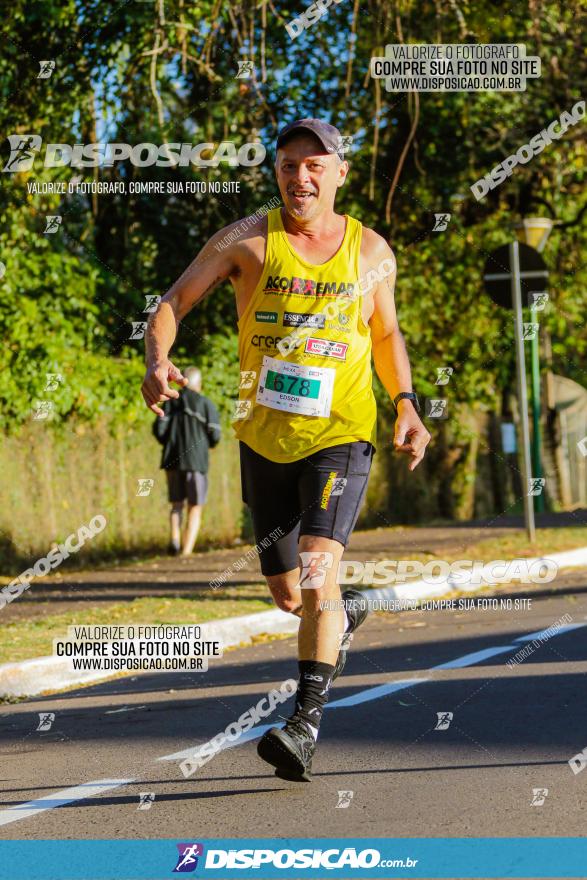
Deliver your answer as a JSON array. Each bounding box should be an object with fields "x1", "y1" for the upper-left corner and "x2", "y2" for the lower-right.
[{"x1": 0, "y1": 0, "x2": 585, "y2": 456}]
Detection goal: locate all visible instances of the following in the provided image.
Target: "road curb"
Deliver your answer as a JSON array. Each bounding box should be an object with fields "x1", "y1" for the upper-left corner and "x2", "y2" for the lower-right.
[
  {"x1": 1, "y1": 547, "x2": 586, "y2": 699},
  {"x1": 0, "y1": 609, "x2": 299, "y2": 699}
]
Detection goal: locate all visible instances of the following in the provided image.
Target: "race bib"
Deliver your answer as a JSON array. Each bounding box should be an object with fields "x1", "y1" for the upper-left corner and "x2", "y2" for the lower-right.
[{"x1": 256, "y1": 355, "x2": 335, "y2": 417}]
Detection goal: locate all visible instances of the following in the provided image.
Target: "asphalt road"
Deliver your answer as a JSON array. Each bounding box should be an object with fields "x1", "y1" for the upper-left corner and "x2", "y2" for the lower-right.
[{"x1": 1, "y1": 570, "x2": 586, "y2": 851}]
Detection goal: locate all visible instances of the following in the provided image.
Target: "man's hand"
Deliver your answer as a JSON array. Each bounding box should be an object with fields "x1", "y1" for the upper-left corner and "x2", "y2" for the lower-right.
[
  {"x1": 141, "y1": 359, "x2": 187, "y2": 417},
  {"x1": 393, "y1": 400, "x2": 431, "y2": 471}
]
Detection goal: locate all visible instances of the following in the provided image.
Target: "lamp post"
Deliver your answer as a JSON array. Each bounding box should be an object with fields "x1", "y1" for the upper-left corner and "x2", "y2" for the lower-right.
[{"x1": 514, "y1": 217, "x2": 554, "y2": 515}]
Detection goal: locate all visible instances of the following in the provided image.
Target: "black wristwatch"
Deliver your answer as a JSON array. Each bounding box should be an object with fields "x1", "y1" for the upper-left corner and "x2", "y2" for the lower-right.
[{"x1": 393, "y1": 391, "x2": 421, "y2": 414}]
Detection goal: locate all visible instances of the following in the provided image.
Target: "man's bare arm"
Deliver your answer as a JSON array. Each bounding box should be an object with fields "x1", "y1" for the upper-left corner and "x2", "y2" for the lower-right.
[
  {"x1": 141, "y1": 226, "x2": 239, "y2": 416},
  {"x1": 368, "y1": 237, "x2": 431, "y2": 471}
]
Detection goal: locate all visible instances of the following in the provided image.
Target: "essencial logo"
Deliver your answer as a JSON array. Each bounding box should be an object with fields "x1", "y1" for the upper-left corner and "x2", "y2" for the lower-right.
[
  {"x1": 173, "y1": 843, "x2": 204, "y2": 873},
  {"x1": 283, "y1": 311, "x2": 326, "y2": 328}
]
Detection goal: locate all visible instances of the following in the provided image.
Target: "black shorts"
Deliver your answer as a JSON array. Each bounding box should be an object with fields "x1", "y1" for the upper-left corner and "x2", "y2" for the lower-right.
[
  {"x1": 166, "y1": 470, "x2": 208, "y2": 505},
  {"x1": 239, "y1": 441, "x2": 374, "y2": 576}
]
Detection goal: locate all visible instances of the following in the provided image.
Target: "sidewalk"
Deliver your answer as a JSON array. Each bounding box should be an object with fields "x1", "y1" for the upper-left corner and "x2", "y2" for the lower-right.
[{"x1": 1, "y1": 514, "x2": 586, "y2": 698}]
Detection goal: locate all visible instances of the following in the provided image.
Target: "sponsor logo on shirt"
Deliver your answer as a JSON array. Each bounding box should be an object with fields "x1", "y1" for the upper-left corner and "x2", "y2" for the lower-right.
[
  {"x1": 329, "y1": 312, "x2": 352, "y2": 333},
  {"x1": 251, "y1": 334, "x2": 283, "y2": 349},
  {"x1": 304, "y1": 337, "x2": 348, "y2": 360},
  {"x1": 263, "y1": 275, "x2": 355, "y2": 297},
  {"x1": 283, "y1": 311, "x2": 326, "y2": 328},
  {"x1": 255, "y1": 310, "x2": 278, "y2": 323}
]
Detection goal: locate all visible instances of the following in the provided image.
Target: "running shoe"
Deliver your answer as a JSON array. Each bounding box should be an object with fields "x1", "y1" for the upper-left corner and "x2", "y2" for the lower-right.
[
  {"x1": 332, "y1": 588, "x2": 369, "y2": 680},
  {"x1": 257, "y1": 714, "x2": 316, "y2": 782}
]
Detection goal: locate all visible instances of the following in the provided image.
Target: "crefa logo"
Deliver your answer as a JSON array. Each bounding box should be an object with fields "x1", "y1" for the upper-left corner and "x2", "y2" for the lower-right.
[{"x1": 173, "y1": 843, "x2": 204, "y2": 873}]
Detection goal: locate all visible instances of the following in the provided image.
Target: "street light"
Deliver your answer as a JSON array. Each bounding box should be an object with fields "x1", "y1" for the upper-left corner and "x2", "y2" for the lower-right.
[
  {"x1": 514, "y1": 217, "x2": 554, "y2": 253},
  {"x1": 513, "y1": 217, "x2": 554, "y2": 516}
]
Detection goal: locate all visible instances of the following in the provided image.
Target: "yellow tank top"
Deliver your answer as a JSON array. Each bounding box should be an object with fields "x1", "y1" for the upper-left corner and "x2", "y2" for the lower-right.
[{"x1": 233, "y1": 207, "x2": 377, "y2": 463}]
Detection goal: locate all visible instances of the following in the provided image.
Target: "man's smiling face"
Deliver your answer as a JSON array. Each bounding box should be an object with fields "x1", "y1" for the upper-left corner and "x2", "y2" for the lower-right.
[{"x1": 274, "y1": 133, "x2": 348, "y2": 221}]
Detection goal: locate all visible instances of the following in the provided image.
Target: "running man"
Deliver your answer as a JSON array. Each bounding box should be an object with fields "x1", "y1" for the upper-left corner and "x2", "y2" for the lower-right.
[{"x1": 141, "y1": 118, "x2": 431, "y2": 782}]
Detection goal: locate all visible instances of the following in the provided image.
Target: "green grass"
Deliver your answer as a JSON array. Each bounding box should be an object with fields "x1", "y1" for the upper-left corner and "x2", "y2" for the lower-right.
[
  {"x1": 419, "y1": 527, "x2": 587, "y2": 563},
  {"x1": 1, "y1": 526, "x2": 586, "y2": 667}
]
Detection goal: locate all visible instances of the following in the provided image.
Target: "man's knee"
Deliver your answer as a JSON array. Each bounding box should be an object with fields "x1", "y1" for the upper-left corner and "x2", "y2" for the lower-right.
[
  {"x1": 273, "y1": 593, "x2": 302, "y2": 614},
  {"x1": 266, "y1": 570, "x2": 301, "y2": 614}
]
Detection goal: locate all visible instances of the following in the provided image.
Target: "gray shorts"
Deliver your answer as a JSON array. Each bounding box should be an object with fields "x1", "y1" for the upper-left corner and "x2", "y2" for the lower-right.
[{"x1": 166, "y1": 470, "x2": 208, "y2": 505}]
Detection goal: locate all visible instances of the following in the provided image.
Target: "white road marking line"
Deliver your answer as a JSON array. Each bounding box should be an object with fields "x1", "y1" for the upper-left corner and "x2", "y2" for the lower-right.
[
  {"x1": 159, "y1": 724, "x2": 275, "y2": 762},
  {"x1": 0, "y1": 779, "x2": 134, "y2": 828},
  {"x1": 513, "y1": 623, "x2": 585, "y2": 642},
  {"x1": 3, "y1": 620, "x2": 585, "y2": 824},
  {"x1": 158, "y1": 681, "x2": 431, "y2": 762},
  {"x1": 433, "y1": 645, "x2": 517, "y2": 669},
  {"x1": 105, "y1": 705, "x2": 146, "y2": 714},
  {"x1": 324, "y1": 678, "x2": 430, "y2": 709},
  {"x1": 159, "y1": 679, "x2": 432, "y2": 760}
]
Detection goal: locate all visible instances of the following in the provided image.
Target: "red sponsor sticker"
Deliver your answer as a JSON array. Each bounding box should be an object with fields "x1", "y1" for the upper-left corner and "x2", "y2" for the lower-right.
[{"x1": 304, "y1": 337, "x2": 348, "y2": 360}]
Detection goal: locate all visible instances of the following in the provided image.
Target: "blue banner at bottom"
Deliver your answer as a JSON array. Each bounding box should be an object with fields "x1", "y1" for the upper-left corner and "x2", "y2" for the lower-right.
[{"x1": 0, "y1": 838, "x2": 585, "y2": 879}]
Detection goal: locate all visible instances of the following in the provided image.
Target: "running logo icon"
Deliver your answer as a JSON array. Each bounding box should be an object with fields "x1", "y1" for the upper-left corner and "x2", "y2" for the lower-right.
[
  {"x1": 426, "y1": 398, "x2": 448, "y2": 419},
  {"x1": 530, "y1": 788, "x2": 548, "y2": 806},
  {"x1": 45, "y1": 373, "x2": 64, "y2": 391},
  {"x1": 239, "y1": 370, "x2": 257, "y2": 389},
  {"x1": 144, "y1": 294, "x2": 161, "y2": 313},
  {"x1": 31, "y1": 400, "x2": 54, "y2": 421},
  {"x1": 137, "y1": 792, "x2": 155, "y2": 810},
  {"x1": 334, "y1": 135, "x2": 354, "y2": 154},
  {"x1": 43, "y1": 215, "x2": 62, "y2": 234},
  {"x1": 435, "y1": 367, "x2": 453, "y2": 386},
  {"x1": 299, "y1": 551, "x2": 333, "y2": 589},
  {"x1": 432, "y1": 213, "x2": 451, "y2": 232},
  {"x1": 36, "y1": 712, "x2": 55, "y2": 731},
  {"x1": 434, "y1": 711, "x2": 453, "y2": 730},
  {"x1": 233, "y1": 399, "x2": 253, "y2": 420},
  {"x1": 37, "y1": 60, "x2": 56, "y2": 78},
  {"x1": 173, "y1": 843, "x2": 204, "y2": 873},
  {"x1": 130, "y1": 321, "x2": 147, "y2": 340},
  {"x1": 528, "y1": 477, "x2": 545, "y2": 496},
  {"x1": 336, "y1": 790, "x2": 354, "y2": 808},
  {"x1": 236, "y1": 61, "x2": 254, "y2": 79},
  {"x1": 531, "y1": 292, "x2": 549, "y2": 310},
  {"x1": 2, "y1": 135, "x2": 42, "y2": 172}
]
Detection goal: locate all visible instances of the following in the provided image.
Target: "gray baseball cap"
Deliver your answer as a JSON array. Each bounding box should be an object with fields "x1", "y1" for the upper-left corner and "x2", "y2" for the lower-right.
[{"x1": 276, "y1": 118, "x2": 344, "y2": 159}]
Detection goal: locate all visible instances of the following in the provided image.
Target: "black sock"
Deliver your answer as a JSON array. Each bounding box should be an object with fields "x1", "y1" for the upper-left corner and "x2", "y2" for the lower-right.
[{"x1": 294, "y1": 660, "x2": 335, "y2": 735}]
